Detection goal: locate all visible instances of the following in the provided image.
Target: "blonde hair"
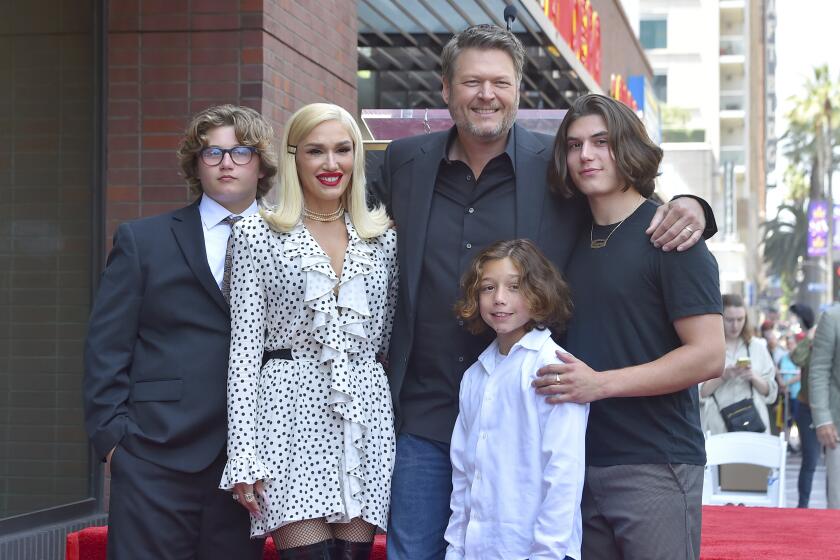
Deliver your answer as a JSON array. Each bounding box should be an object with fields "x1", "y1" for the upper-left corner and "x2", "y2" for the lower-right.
[
  {"x1": 261, "y1": 103, "x2": 390, "y2": 239},
  {"x1": 176, "y1": 104, "x2": 278, "y2": 198}
]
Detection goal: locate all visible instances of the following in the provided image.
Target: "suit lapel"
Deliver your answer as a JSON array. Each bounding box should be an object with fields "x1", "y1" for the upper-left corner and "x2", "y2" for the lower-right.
[
  {"x1": 514, "y1": 124, "x2": 548, "y2": 241},
  {"x1": 171, "y1": 200, "x2": 229, "y2": 314},
  {"x1": 403, "y1": 134, "x2": 447, "y2": 312}
]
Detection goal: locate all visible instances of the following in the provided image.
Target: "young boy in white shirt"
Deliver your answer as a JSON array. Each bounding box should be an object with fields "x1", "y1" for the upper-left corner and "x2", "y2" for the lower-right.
[{"x1": 445, "y1": 239, "x2": 588, "y2": 560}]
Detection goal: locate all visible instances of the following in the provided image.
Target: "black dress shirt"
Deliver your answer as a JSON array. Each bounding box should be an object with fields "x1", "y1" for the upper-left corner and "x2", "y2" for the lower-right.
[{"x1": 400, "y1": 129, "x2": 518, "y2": 442}]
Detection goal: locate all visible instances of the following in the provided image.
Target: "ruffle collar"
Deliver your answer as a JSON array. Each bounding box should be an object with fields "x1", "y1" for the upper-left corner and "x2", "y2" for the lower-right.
[{"x1": 281, "y1": 214, "x2": 381, "y2": 517}]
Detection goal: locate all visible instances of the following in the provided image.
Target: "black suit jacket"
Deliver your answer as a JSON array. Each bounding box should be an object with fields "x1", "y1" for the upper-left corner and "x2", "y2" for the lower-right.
[
  {"x1": 83, "y1": 200, "x2": 233, "y2": 473},
  {"x1": 368, "y1": 124, "x2": 588, "y2": 427}
]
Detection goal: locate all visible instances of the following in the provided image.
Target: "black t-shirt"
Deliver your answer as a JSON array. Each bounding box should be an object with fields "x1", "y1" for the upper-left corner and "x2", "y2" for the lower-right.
[{"x1": 564, "y1": 199, "x2": 721, "y2": 466}]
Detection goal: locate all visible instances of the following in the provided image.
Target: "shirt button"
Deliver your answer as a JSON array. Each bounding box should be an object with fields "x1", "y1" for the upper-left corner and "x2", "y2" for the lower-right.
[
  {"x1": 481, "y1": 432, "x2": 488, "y2": 441},
  {"x1": 458, "y1": 356, "x2": 464, "y2": 363},
  {"x1": 466, "y1": 174, "x2": 473, "y2": 182},
  {"x1": 467, "y1": 207, "x2": 475, "y2": 214},
  {"x1": 457, "y1": 320, "x2": 464, "y2": 327},
  {"x1": 465, "y1": 243, "x2": 472, "y2": 249}
]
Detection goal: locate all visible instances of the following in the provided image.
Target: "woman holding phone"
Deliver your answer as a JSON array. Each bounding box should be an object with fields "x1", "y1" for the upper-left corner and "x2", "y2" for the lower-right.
[{"x1": 700, "y1": 293, "x2": 778, "y2": 434}]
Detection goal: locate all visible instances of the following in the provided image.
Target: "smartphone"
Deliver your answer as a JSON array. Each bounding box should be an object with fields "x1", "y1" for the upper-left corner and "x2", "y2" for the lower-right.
[{"x1": 736, "y1": 357, "x2": 751, "y2": 368}]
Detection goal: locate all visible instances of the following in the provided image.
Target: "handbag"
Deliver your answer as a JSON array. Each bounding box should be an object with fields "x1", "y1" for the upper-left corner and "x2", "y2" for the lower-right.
[
  {"x1": 713, "y1": 345, "x2": 766, "y2": 433},
  {"x1": 715, "y1": 396, "x2": 766, "y2": 433}
]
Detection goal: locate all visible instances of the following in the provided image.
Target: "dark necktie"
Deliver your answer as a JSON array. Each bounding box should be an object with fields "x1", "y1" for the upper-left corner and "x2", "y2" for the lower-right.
[{"x1": 221, "y1": 215, "x2": 243, "y2": 303}]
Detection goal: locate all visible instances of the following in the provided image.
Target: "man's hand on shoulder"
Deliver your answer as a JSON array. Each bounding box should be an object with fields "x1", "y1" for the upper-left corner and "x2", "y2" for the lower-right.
[
  {"x1": 533, "y1": 351, "x2": 606, "y2": 404},
  {"x1": 645, "y1": 197, "x2": 705, "y2": 252}
]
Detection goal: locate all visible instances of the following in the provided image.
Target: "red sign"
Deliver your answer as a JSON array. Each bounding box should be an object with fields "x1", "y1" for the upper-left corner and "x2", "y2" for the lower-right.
[
  {"x1": 544, "y1": 0, "x2": 601, "y2": 84},
  {"x1": 609, "y1": 74, "x2": 639, "y2": 110}
]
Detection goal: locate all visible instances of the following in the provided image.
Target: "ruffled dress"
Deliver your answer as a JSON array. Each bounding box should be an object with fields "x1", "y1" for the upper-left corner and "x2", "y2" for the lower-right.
[{"x1": 219, "y1": 214, "x2": 397, "y2": 538}]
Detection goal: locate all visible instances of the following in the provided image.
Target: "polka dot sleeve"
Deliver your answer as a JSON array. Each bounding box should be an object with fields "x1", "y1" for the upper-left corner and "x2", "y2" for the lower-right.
[
  {"x1": 220, "y1": 221, "x2": 271, "y2": 489},
  {"x1": 377, "y1": 228, "x2": 398, "y2": 358}
]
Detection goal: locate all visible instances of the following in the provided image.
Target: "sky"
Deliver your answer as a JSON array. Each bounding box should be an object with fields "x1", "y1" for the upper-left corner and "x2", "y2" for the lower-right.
[{"x1": 770, "y1": 0, "x2": 840, "y2": 213}]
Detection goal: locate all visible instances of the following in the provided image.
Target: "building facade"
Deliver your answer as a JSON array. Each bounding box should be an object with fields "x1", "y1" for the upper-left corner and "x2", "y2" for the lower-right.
[{"x1": 634, "y1": 0, "x2": 771, "y2": 296}]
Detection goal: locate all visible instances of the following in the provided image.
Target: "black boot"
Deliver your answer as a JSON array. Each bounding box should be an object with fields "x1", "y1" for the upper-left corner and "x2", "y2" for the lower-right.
[
  {"x1": 278, "y1": 539, "x2": 334, "y2": 560},
  {"x1": 331, "y1": 539, "x2": 373, "y2": 560}
]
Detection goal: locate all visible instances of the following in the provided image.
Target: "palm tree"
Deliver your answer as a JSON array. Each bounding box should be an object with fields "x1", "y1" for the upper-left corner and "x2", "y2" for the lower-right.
[
  {"x1": 761, "y1": 202, "x2": 807, "y2": 299},
  {"x1": 767, "y1": 65, "x2": 840, "y2": 309}
]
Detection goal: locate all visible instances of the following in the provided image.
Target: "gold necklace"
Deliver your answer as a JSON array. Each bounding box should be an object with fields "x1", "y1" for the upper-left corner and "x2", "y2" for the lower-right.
[
  {"x1": 589, "y1": 196, "x2": 645, "y2": 249},
  {"x1": 303, "y1": 205, "x2": 344, "y2": 222}
]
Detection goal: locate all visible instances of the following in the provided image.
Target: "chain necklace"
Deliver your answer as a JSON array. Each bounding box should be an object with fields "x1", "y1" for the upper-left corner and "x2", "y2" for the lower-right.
[
  {"x1": 303, "y1": 205, "x2": 344, "y2": 222},
  {"x1": 590, "y1": 196, "x2": 645, "y2": 249},
  {"x1": 590, "y1": 216, "x2": 631, "y2": 248}
]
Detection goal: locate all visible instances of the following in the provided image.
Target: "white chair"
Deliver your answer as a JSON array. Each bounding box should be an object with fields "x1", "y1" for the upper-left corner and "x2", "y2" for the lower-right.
[{"x1": 702, "y1": 431, "x2": 786, "y2": 507}]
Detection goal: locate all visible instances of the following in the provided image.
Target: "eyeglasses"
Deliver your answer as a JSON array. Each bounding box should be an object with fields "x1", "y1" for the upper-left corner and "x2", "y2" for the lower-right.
[{"x1": 199, "y1": 146, "x2": 259, "y2": 166}]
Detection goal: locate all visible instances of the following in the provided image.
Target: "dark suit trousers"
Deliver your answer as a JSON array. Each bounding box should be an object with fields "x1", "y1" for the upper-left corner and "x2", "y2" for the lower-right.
[{"x1": 107, "y1": 447, "x2": 264, "y2": 560}]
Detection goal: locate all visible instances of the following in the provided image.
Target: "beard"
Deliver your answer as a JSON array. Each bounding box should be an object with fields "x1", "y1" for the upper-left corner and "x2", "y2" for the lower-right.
[{"x1": 450, "y1": 98, "x2": 519, "y2": 141}]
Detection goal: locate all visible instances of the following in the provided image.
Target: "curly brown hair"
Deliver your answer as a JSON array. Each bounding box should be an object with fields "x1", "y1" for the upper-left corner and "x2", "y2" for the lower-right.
[
  {"x1": 176, "y1": 104, "x2": 278, "y2": 199},
  {"x1": 454, "y1": 239, "x2": 573, "y2": 335}
]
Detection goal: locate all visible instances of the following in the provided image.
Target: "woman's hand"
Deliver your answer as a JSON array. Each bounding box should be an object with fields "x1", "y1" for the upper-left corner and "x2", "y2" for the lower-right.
[
  {"x1": 736, "y1": 366, "x2": 755, "y2": 380},
  {"x1": 722, "y1": 365, "x2": 741, "y2": 380},
  {"x1": 233, "y1": 480, "x2": 265, "y2": 517}
]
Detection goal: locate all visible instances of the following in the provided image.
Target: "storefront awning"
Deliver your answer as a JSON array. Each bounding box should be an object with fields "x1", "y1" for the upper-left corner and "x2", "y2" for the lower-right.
[{"x1": 357, "y1": 0, "x2": 602, "y2": 109}]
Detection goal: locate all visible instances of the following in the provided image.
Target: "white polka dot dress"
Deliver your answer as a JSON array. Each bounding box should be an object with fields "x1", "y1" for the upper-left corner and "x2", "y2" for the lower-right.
[{"x1": 219, "y1": 213, "x2": 398, "y2": 538}]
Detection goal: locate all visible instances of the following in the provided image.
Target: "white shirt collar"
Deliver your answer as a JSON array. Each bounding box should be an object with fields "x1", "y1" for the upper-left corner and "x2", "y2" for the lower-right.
[
  {"x1": 198, "y1": 194, "x2": 259, "y2": 230},
  {"x1": 477, "y1": 327, "x2": 553, "y2": 374}
]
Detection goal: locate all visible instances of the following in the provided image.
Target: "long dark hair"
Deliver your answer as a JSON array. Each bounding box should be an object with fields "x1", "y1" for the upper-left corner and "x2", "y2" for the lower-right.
[{"x1": 548, "y1": 94, "x2": 663, "y2": 199}]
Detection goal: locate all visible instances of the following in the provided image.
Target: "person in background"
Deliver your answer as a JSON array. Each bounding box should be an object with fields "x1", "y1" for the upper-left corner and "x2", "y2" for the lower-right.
[
  {"x1": 700, "y1": 294, "x2": 778, "y2": 436},
  {"x1": 83, "y1": 105, "x2": 275, "y2": 559},
  {"x1": 778, "y1": 334, "x2": 802, "y2": 431},
  {"x1": 789, "y1": 303, "x2": 818, "y2": 507},
  {"x1": 805, "y1": 302, "x2": 840, "y2": 509},
  {"x1": 761, "y1": 322, "x2": 786, "y2": 435}
]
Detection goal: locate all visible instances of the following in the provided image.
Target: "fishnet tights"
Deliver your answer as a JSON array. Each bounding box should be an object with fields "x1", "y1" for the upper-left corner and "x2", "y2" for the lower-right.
[{"x1": 272, "y1": 518, "x2": 375, "y2": 549}]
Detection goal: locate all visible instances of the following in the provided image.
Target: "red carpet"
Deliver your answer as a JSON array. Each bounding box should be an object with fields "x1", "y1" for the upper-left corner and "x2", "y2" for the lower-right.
[
  {"x1": 700, "y1": 505, "x2": 840, "y2": 559},
  {"x1": 66, "y1": 527, "x2": 386, "y2": 560},
  {"x1": 68, "y1": 507, "x2": 840, "y2": 559}
]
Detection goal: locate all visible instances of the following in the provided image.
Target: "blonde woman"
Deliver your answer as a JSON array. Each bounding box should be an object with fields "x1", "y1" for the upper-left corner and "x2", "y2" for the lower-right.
[
  {"x1": 700, "y1": 293, "x2": 778, "y2": 434},
  {"x1": 219, "y1": 103, "x2": 397, "y2": 559}
]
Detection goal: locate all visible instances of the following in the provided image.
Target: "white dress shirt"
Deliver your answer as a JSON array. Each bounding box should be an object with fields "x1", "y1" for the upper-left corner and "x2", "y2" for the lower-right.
[
  {"x1": 198, "y1": 195, "x2": 259, "y2": 288},
  {"x1": 445, "y1": 328, "x2": 589, "y2": 560}
]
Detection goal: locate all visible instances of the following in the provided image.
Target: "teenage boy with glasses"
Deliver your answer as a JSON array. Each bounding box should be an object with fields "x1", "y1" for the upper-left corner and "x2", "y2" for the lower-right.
[{"x1": 83, "y1": 105, "x2": 277, "y2": 560}]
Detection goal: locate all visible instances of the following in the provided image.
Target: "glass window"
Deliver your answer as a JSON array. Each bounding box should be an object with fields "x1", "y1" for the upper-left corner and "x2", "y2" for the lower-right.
[
  {"x1": 0, "y1": 0, "x2": 96, "y2": 519},
  {"x1": 653, "y1": 73, "x2": 668, "y2": 103},
  {"x1": 640, "y1": 18, "x2": 667, "y2": 49}
]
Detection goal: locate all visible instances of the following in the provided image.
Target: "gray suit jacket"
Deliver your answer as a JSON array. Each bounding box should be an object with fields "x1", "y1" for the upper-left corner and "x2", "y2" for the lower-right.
[{"x1": 809, "y1": 304, "x2": 840, "y2": 428}]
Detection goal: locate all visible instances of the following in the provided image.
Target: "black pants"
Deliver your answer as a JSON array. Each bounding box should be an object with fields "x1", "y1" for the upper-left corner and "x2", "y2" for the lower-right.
[{"x1": 107, "y1": 447, "x2": 264, "y2": 560}]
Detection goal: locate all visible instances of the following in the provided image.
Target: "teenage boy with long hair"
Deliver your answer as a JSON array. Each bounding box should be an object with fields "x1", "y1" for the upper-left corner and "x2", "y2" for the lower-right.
[{"x1": 534, "y1": 94, "x2": 725, "y2": 559}]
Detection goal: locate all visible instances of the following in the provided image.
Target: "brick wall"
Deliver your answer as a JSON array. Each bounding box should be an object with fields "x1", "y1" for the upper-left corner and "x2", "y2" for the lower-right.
[{"x1": 106, "y1": 0, "x2": 359, "y2": 239}]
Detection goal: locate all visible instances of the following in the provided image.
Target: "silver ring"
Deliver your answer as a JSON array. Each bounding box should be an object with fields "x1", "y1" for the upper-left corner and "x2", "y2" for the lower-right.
[
  {"x1": 232, "y1": 494, "x2": 239, "y2": 501},
  {"x1": 684, "y1": 225, "x2": 695, "y2": 235},
  {"x1": 243, "y1": 492, "x2": 255, "y2": 503},
  {"x1": 554, "y1": 373, "x2": 561, "y2": 383}
]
